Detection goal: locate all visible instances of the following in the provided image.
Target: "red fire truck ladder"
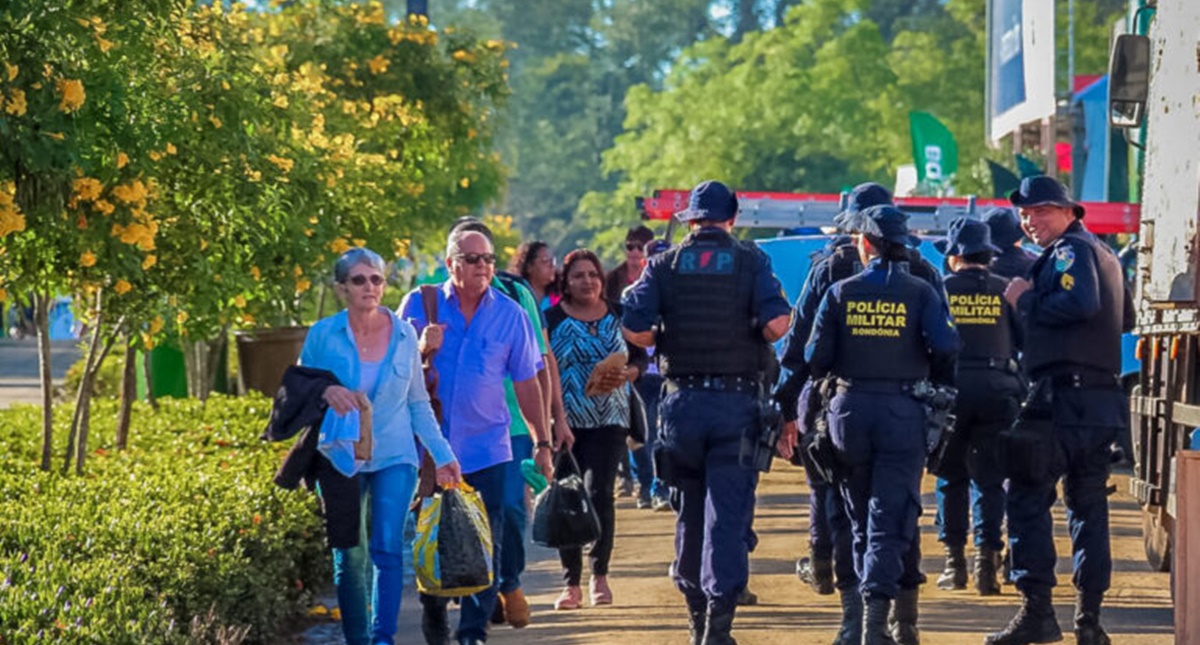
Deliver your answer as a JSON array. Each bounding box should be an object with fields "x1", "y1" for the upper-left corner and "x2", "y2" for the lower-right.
[{"x1": 636, "y1": 189, "x2": 1141, "y2": 236}]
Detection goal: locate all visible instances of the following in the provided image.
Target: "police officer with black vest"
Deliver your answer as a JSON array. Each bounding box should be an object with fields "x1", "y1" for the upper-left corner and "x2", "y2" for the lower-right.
[
  {"x1": 984, "y1": 207, "x2": 1039, "y2": 280},
  {"x1": 622, "y1": 180, "x2": 791, "y2": 645},
  {"x1": 932, "y1": 218, "x2": 1023, "y2": 597},
  {"x1": 774, "y1": 181, "x2": 890, "y2": 645},
  {"x1": 801, "y1": 205, "x2": 959, "y2": 645},
  {"x1": 985, "y1": 176, "x2": 1133, "y2": 645}
]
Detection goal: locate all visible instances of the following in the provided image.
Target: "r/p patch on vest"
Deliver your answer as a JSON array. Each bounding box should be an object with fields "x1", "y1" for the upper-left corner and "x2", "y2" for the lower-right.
[
  {"x1": 1054, "y1": 246, "x2": 1075, "y2": 273},
  {"x1": 677, "y1": 248, "x2": 735, "y2": 274},
  {"x1": 1060, "y1": 273, "x2": 1075, "y2": 291}
]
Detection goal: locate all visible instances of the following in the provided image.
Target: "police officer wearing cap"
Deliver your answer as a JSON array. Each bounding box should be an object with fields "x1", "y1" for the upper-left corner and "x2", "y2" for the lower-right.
[
  {"x1": 799, "y1": 205, "x2": 959, "y2": 645},
  {"x1": 985, "y1": 176, "x2": 1133, "y2": 645},
  {"x1": 983, "y1": 207, "x2": 1039, "y2": 280},
  {"x1": 774, "y1": 181, "x2": 891, "y2": 645},
  {"x1": 932, "y1": 218, "x2": 1023, "y2": 597},
  {"x1": 622, "y1": 180, "x2": 791, "y2": 645}
]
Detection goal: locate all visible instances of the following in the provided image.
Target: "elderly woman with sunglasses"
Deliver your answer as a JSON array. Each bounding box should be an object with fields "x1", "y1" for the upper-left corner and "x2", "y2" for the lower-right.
[{"x1": 299, "y1": 248, "x2": 462, "y2": 645}]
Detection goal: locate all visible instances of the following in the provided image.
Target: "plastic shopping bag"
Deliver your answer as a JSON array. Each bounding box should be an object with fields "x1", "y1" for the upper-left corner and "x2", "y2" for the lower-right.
[
  {"x1": 413, "y1": 483, "x2": 494, "y2": 597},
  {"x1": 531, "y1": 450, "x2": 601, "y2": 549}
]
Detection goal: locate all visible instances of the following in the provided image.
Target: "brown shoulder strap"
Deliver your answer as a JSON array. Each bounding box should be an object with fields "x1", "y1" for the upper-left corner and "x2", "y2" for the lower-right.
[{"x1": 420, "y1": 284, "x2": 439, "y2": 325}]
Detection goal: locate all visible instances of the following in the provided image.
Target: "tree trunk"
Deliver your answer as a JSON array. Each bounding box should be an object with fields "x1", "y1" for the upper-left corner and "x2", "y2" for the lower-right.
[
  {"x1": 64, "y1": 292, "x2": 105, "y2": 474},
  {"x1": 182, "y1": 331, "x2": 227, "y2": 402},
  {"x1": 143, "y1": 348, "x2": 158, "y2": 411},
  {"x1": 34, "y1": 292, "x2": 54, "y2": 471},
  {"x1": 115, "y1": 336, "x2": 137, "y2": 451}
]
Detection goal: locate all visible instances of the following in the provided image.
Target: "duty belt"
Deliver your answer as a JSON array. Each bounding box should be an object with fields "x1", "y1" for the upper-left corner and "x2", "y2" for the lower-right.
[
  {"x1": 959, "y1": 357, "x2": 1019, "y2": 373},
  {"x1": 834, "y1": 378, "x2": 915, "y2": 395},
  {"x1": 665, "y1": 374, "x2": 760, "y2": 395},
  {"x1": 1044, "y1": 369, "x2": 1120, "y2": 390}
]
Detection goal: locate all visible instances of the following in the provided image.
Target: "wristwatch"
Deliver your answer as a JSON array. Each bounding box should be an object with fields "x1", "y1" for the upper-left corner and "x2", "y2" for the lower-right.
[{"x1": 536, "y1": 440, "x2": 552, "y2": 450}]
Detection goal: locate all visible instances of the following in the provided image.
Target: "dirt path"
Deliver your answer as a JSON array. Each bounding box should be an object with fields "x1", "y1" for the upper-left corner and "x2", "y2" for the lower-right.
[{"x1": 481, "y1": 468, "x2": 1174, "y2": 645}]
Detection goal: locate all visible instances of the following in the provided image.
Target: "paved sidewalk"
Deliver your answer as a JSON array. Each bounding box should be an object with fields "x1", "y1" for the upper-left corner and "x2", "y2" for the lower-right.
[{"x1": 0, "y1": 337, "x2": 82, "y2": 408}]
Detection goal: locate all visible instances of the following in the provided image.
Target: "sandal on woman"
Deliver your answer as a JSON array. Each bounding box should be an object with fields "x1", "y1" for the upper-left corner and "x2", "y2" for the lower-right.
[
  {"x1": 590, "y1": 576, "x2": 613, "y2": 606},
  {"x1": 554, "y1": 585, "x2": 583, "y2": 610}
]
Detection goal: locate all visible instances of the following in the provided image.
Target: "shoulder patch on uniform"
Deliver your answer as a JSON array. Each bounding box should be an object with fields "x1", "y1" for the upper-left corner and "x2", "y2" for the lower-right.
[
  {"x1": 1060, "y1": 273, "x2": 1075, "y2": 291},
  {"x1": 1054, "y1": 246, "x2": 1075, "y2": 273},
  {"x1": 677, "y1": 248, "x2": 735, "y2": 275}
]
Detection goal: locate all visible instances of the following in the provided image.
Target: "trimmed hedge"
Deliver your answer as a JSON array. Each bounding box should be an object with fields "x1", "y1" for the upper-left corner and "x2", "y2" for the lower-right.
[{"x1": 0, "y1": 395, "x2": 330, "y2": 643}]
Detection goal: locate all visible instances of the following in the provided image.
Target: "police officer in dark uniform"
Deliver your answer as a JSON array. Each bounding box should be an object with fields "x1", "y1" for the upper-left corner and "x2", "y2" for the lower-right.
[
  {"x1": 799, "y1": 205, "x2": 959, "y2": 645},
  {"x1": 984, "y1": 207, "x2": 1039, "y2": 280},
  {"x1": 622, "y1": 180, "x2": 791, "y2": 645},
  {"x1": 774, "y1": 182, "x2": 891, "y2": 645},
  {"x1": 932, "y1": 218, "x2": 1023, "y2": 596},
  {"x1": 985, "y1": 176, "x2": 1132, "y2": 645}
]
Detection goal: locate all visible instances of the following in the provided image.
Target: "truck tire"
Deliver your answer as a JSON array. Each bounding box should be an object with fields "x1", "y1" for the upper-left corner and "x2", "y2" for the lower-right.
[{"x1": 1142, "y1": 506, "x2": 1173, "y2": 573}]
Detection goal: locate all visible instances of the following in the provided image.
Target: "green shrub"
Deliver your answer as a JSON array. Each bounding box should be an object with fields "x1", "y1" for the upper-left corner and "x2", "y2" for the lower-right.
[{"x1": 0, "y1": 395, "x2": 330, "y2": 643}]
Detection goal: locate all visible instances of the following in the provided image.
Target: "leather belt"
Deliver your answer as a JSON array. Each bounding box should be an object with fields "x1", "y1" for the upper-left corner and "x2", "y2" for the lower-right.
[
  {"x1": 960, "y1": 357, "x2": 1019, "y2": 373},
  {"x1": 665, "y1": 375, "x2": 760, "y2": 395},
  {"x1": 834, "y1": 378, "x2": 915, "y2": 395}
]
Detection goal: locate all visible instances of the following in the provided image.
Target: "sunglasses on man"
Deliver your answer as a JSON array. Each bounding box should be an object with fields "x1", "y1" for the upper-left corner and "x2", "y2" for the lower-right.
[
  {"x1": 345, "y1": 274, "x2": 385, "y2": 287},
  {"x1": 625, "y1": 242, "x2": 645, "y2": 252},
  {"x1": 455, "y1": 252, "x2": 497, "y2": 266}
]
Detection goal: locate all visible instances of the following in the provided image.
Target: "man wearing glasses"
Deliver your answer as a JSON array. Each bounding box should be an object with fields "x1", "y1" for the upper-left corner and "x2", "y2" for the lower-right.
[
  {"x1": 604, "y1": 225, "x2": 656, "y2": 306},
  {"x1": 399, "y1": 228, "x2": 552, "y2": 645}
]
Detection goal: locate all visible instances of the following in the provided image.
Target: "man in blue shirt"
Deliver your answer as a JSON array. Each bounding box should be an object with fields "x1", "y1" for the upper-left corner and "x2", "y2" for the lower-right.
[{"x1": 399, "y1": 229, "x2": 552, "y2": 645}]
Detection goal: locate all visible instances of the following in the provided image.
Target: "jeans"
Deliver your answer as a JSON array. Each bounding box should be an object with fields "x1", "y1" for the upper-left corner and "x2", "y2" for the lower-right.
[
  {"x1": 421, "y1": 462, "x2": 507, "y2": 641},
  {"x1": 329, "y1": 463, "x2": 418, "y2": 645},
  {"x1": 630, "y1": 373, "x2": 666, "y2": 500},
  {"x1": 498, "y1": 433, "x2": 533, "y2": 593}
]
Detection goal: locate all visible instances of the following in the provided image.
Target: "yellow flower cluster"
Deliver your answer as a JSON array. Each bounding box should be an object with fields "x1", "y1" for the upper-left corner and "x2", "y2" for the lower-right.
[
  {"x1": 56, "y1": 78, "x2": 86, "y2": 113},
  {"x1": 72, "y1": 177, "x2": 104, "y2": 204},
  {"x1": 80, "y1": 250, "x2": 97, "y2": 268},
  {"x1": 109, "y1": 179, "x2": 158, "y2": 251},
  {"x1": 354, "y1": 2, "x2": 386, "y2": 27},
  {"x1": 367, "y1": 55, "x2": 389, "y2": 75},
  {"x1": 452, "y1": 50, "x2": 476, "y2": 64},
  {"x1": 387, "y1": 25, "x2": 438, "y2": 47},
  {"x1": 3, "y1": 88, "x2": 27, "y2": 117},
  {"x1": 265, "y1": 154, "x2": 294, "y2": 173},
  {"x1": 0, "y1": 183, "x2": 26, "y2": 238},
  {"x1": 113, "y1": 279, "x2": 132, "y2": 295}
]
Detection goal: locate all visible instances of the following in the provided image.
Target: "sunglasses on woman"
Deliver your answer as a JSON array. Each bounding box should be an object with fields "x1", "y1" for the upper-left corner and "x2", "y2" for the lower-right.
[
  {"x1": 346, "y1": 274, "x2": 385, "y2": 286},
  {"x1": 455, "y1": 252, "x2": 497, "y2": 265}
]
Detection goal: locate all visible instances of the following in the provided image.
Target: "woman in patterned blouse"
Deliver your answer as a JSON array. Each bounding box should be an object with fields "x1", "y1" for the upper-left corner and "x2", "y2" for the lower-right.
[{"x1": 545, "y1": 249, "x2": 647, "y2": 610}]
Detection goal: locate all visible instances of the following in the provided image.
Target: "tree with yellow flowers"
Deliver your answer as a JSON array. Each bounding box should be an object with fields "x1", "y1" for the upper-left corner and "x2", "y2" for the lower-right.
[{"x1": 0, "y1": 1, "x2": 510, "y2": 473}]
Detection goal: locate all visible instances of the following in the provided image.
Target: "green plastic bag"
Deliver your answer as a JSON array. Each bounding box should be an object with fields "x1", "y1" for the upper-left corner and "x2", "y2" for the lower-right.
[{"x1": 413, "y1": 483, "x2": 494, "y2": 597}]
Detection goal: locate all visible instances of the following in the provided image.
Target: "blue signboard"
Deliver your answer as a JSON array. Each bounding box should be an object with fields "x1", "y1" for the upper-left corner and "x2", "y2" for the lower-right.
[{"x1": 992, "y1": 0, "x2": 1027, "y2": 117}]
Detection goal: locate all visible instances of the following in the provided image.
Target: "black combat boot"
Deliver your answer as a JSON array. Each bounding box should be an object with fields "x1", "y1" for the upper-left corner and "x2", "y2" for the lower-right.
[
  {"x1": 797, "y1": 555, "x2": 836, "y2": 595},
  {"x1": 937, "y1": 544, "x2": 968, "y2": 590},
  {"x1": 975, "y1": 547, "x2": 1002, "y2": 596},
  {"x1": 863, "y1": 596, "x2": 898, "y2": 645},
  {"x1": 702, "y1": 599, "x2": 738, "y2": 645},
  {"x1": 687, "y1": 596, "x2": 708, "y2": 645},
  {"x1": 984, "y1": 587, "x2": 1063, "y2": 645},
  {"x1": 1074, "y1": 592, "x2": 1111, "y2": 645},
  {"x1": 888, "y1": 587, "x2": 920, "y2": 645},
  {"x1": 830, "y1": 588, "x2": 862, "y2": 645}
]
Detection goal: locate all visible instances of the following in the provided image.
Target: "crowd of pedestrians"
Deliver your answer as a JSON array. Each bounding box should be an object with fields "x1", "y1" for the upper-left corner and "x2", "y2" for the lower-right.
[{"x1": 281, "y1": 173, "x2": 1129, "y2": 645}]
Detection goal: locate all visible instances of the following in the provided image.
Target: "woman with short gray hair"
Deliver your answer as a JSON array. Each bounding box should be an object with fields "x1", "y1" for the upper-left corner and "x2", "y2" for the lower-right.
[{"x1": 300, "y1": 247, "x2": 462, "y2": 645}]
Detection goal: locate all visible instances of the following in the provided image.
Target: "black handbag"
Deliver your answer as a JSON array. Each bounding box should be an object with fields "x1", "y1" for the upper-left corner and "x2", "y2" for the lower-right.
[
  {"x1": 531, "y1": 451, "x2": 601, "y2": 549},
  {"x1": 628, "y1": 385, "x2": 648, "y2": 447}
]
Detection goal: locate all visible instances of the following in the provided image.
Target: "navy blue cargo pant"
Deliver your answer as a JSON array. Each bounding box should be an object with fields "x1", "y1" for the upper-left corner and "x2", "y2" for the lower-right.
[
  {"x1": 1008, "y1": 382, "x2": 1124, "y2": 594},
  {"x1": 659, "y1": 387, "x2": 759, "y2": 612},
  {"x1": 936, "y1": 376, "x2": 1020, "y2": 551},
  {"x1": 798, "y1": 380, "x2": 858, "y2": 589},
  {"x1": 828, "y1": 385, "x2": 926, "y2": 600}
]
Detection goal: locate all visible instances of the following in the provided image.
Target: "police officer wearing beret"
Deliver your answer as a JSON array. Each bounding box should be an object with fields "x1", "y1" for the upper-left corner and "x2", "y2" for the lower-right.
[
  {"x1": 933, "y1": 218, "x2": 1023, "y2": 597},
  {"x1": 800, "y1": 205, "x2": 959, "y2": 645},
  {"x1": 775, "y1": 181, "x2": 891, "y2": 644},
  {"x1": 983, "y1": 207, "x2": 1039, "y2": 280},
  {"x1": 985, "y1": 176, "x2": 1133, "y2": 645},
  {"x1": 622, "y1": 180, "x2": 791, "y2": 645}
]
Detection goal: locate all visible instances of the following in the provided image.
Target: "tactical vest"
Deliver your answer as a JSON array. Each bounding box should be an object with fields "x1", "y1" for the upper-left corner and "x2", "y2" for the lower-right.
[
  {"x1": 657, "y1": 230, "x2": 765, "y2": 377},
  {"x1": 1025, "y1": 228, "x2": 1125, "y2": 377},
  {"x1": 944, "y1": 268, "x2": 1014, "y2": 362},
  {"x1": 824, "y1": 244, "x2": 863, "y2": 287},
  {"x1": 831, "y1": 266, "x2": 931, "y2": 381}
]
